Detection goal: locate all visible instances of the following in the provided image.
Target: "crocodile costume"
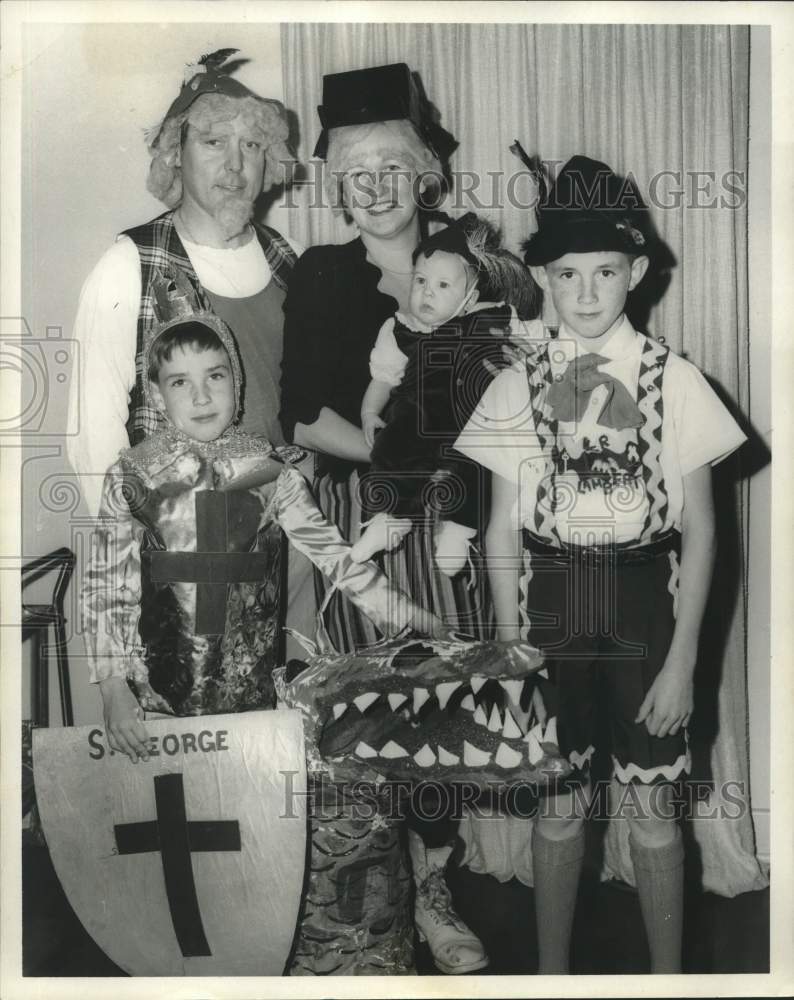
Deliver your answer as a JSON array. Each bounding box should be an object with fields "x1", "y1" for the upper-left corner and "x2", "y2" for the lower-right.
[{"x1": 277, "y1": 628, "x2": 568, "y2": 975}]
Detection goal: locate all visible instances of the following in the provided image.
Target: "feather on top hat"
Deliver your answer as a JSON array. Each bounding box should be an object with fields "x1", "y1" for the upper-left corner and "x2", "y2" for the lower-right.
[
  {"x1": 313, "y1": 62, "x2": 457, "y2": 161},
  {"x1": 520, "y1": 154, "x2": 651, "y2": 266}
]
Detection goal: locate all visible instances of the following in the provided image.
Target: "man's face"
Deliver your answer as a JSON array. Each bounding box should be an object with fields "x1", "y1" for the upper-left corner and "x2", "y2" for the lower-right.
[
  {"x1": 178, "y1": 110, "x2": 266, "y2": 237},
  {"x1": 151, "y1": 344, "x2": 236, "y2": 442},
  {"x1": 533, "y1": 251, "x2": 648, "y2": 346}
]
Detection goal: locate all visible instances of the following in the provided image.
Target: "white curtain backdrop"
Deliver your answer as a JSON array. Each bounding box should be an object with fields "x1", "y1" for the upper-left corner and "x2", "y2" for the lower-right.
[{"x1": 281, "y1": 22, "x2": 766, "y2": 897}]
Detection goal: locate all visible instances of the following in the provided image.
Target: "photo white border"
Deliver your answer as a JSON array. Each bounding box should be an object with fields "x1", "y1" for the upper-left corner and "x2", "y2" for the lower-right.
[{"x1": 1, "y1": 2, "x2": 792, "y2": 998}]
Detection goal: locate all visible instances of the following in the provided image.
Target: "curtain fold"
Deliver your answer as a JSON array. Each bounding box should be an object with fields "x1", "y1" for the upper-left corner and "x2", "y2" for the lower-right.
[{"x1": 281, "y1": 22, "x2": 766, "y2": 897}]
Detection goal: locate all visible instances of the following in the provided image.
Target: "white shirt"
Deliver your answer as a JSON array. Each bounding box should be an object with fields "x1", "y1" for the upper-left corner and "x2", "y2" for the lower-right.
[
  {"x1": 67, "y1": 230, "x2": 302, "y2": 515},
  {"x1": 456, "y1": 316, "x2": 747, "y2": 543}
]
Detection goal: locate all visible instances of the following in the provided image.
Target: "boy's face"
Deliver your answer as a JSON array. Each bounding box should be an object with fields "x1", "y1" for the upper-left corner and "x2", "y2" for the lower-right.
[
  {"x1": 150, "y1": 344, "x2": 235, "y2": 442},
  {"x1": 532, "y1": 251, "x2": 648, "y2": 346},
  {"x1": 409, "y1": 250, "x2": 478, "y2": 327}
]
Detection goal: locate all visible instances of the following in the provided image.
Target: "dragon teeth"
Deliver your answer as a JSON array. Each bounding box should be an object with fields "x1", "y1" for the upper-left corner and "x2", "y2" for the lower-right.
[
  {"x1": 380, "y1": 740, "x2": 409, "y2": 758},
  {"x1": 435, "y1": 680, "x2": 462, "y2": 709},
  {"x1": 387, "y1": 693, "x2": 408, "y2": 711},
  {"x1": 463, "y1": 741, "x2": 491, "y2": 767},
  {"x1": 488, "y1": 704, "x2": 502, "y2": 732},
  {"x1": 413, "y1": 744, "x2": 436, "y2": 767},
  {"x1": 473, "y1": 704, "x2": 489, "y2": 727},
  {"x1": 502, "y1": 708, "x2": 524, "y2": 739},
  {"x1": 354, "y1": 741, "x2": 377, "y2": 758},
  {"x1": 499, "y1": 679, "x2": 524, "y2": 703},
  {"x1": 495, "y1": 742, "x2": 523, "y2": 769},
  {"x1": 527, "y1": 721, "x2": 544, "y2": 744},
  {"x1": 413, "y1": 687, "x2": 430, "y2": 714},
  {"x1": 543, "y1": 717, "x2": 558, "y2": 746},
  {"x1": 470, "y1": 675, "x2": 487, "y2": 694},
  {"x1": 353, "y1": 692, "x2": 379, "y2": 713},
  {"x1": 332, "y1": 703, "x2": 347, "y2": 720},
  {"x1": 460, "y1": 694, "x2": 476, "y2": 711},
  {"x1": 526, "y1": 731, "x2": 543, "y2": 765},
  {"x1": 437, "y1": 745, "x2": 460, "y2": 765}
]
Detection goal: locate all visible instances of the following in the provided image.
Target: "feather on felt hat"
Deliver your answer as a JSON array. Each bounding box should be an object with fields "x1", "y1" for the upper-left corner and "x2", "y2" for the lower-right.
[
  {"x1": 313, "y1": 63, "x2": 457, "y2": 161},
  {"x1": 520, "y1": 153, "x2": 651, "y2": 266},
  {"x1": 147, "y1": 48, "x2": 289, "y2": 149}
]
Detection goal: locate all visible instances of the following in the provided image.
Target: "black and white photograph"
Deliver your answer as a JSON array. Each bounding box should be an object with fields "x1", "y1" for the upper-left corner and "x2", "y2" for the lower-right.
[{"x1": 1, "y1": 2, "x2": 790, "y2": 996}]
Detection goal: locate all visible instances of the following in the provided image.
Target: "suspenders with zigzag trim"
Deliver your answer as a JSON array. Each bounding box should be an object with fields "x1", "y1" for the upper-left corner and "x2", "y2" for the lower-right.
[{"x1": 523, "y1": 332, "x2": 671, "y2": 548}]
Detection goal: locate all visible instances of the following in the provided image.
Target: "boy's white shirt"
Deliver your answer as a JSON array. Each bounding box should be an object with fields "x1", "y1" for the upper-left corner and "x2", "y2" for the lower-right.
[
  {"x1": 455, "y1": 315, "x2": 747, "y2": 542},
  {"x1": 67, "y1": 231, "x2": 303, "y2": 516}
]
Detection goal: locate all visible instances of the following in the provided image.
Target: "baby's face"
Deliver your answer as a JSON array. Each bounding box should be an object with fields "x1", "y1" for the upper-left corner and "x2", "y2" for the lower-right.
[
  {"x1": 409, "y1": 250, "x2": 474, "y2": 327},
  {"x1": 151, "y1": 344, "x2": 235, "y2": 442}
]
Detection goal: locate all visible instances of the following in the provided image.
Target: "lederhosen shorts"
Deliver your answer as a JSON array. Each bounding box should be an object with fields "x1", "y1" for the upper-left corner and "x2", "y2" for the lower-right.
[{"x1": 520, "y1": 529, "x2": 690, "y2": 785}]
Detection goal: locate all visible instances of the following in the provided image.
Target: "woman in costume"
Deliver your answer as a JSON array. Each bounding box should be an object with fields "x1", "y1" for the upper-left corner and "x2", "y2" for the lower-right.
[{"x1": 280, "y1": 63, "x2": 494, "y2": 976}]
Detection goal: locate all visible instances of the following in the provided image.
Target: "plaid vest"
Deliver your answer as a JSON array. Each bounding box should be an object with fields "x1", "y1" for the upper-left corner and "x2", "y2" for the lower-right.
[
  {"x1": 123, "y1": 211, "x2": 297, "y2": 444},
  {"x1": 524, "y1": 330, "x2": 671, "y2": 547}
]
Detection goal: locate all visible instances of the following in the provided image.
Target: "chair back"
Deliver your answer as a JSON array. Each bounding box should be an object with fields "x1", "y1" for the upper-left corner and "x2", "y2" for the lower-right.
[{"x1": 21, "y1": 547, "x2": 75, "y2": 612}]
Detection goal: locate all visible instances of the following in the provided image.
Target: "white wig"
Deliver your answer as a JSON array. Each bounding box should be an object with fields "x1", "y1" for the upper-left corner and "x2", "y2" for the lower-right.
[
  {"x1": 146, "y1": 93, "x2": 295, "y2": 208},
  {"x1": 324, "y1": 119, "x2": 445, "y2": 214}
]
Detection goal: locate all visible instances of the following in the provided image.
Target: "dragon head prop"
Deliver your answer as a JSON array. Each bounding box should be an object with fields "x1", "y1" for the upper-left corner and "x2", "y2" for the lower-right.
[{"x1": 276, "y1": 629, "x2": 570, "y2": 790}]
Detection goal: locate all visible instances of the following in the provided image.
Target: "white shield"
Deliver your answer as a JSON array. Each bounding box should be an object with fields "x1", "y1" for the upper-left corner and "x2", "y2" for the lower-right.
[{"x1": 33, "y1": 710, "x2": 307, "y2": 976}]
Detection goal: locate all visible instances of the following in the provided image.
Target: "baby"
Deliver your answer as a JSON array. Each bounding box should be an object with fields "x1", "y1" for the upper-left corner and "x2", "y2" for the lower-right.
[{"x1": 352, "y1": 214, "x2": 536, "y2": 575}]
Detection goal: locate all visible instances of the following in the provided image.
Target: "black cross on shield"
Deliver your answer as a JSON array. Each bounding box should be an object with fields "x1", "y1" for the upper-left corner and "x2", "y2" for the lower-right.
[
  {"x1": 147, "y1": 490, "x2": 270, "y2": 635},
  {"x1": 114, "y1": 772, "x2": 241, "y2": 957}
]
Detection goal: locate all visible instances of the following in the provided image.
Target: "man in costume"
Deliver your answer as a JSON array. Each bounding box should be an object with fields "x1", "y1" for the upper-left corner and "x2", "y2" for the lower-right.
[{"x1": 67, "y1": 47, "x2": 315, "y2": 652}]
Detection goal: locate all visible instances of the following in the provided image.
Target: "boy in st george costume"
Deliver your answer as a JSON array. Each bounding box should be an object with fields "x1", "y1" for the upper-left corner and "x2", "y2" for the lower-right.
[{"x1": 82, "y1": 272, "x2": 431, "y2": 754}]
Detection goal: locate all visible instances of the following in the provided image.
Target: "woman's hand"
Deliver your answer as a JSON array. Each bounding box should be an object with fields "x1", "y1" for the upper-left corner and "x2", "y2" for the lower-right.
[
  {"x1": 362, "y1": 411, "x2": 386, "y2": 448},
  {"x1": 99, "y1": 676, "x2": 150, "y2": 762}
]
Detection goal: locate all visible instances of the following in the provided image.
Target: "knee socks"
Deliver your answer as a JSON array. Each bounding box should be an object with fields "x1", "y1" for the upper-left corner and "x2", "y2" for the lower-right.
[
  {"x1": 532, "y1": 824, "x2": 586, "y2": 974},
  {"x1": 629, "y1": 827, "x2": 685, "y2": 973}
]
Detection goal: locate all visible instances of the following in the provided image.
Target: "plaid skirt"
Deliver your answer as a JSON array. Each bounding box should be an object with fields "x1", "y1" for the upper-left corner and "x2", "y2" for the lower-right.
[{"x1": 313, "y1": 468, "x2": 493, "y2": 653}]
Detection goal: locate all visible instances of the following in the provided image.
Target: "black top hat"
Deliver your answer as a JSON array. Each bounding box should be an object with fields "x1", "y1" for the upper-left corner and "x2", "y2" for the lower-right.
[
  {"x1": 313, "y1": 62, "x2": 456, "y2": 161},
  {"x1": 523, "y1": 155, "x2": 651, "y2": 266}
]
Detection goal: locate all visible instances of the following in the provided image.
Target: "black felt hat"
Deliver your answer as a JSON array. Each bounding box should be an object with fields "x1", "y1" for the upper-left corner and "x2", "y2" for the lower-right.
[
  {"x1": 523, "y1": 155, "x2": 651, "y2": 266},
  {"x1": 413, "y1": 214, "x2": 479, "y2": 268},
  {"x1": 313, "y1": 62, "x2": 456, "y2": 161}
]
